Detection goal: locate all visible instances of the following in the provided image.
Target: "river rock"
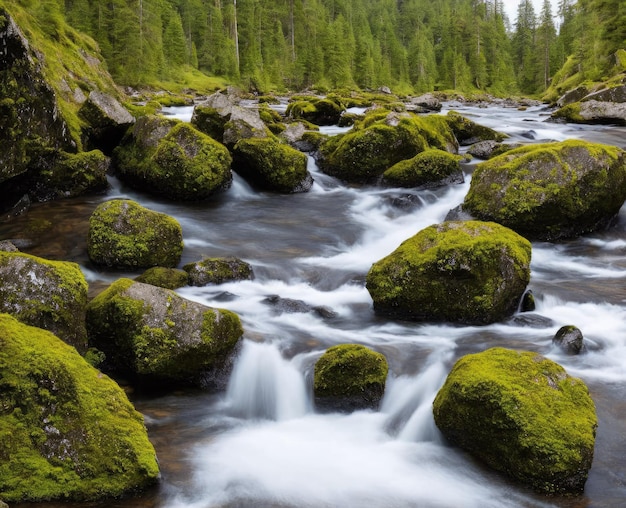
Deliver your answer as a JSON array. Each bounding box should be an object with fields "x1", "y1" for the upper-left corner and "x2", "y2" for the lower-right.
[
  {"x1": 87, "y1": 199, "x2": 183, "y2": 269},
  {"x1": 366, "y1": 221, "x2": 531, "y2": 324},
  {"x1": 313, "y1": 344, "x2": 388, "y2": 412},
  {"x1": 381, "y1": 148, "x2": 464, "y2": 188},
  {"x1": 433, "y1": 347, "x2": 597, "y2": 494},
  {"x1": 183, "y1": 257, "x2": 254, "y2": 286},
  {"x1": 79, "y1": 91, "x2": 135, "y2": 153},
  {"x1": 463, "y1": 140, "x2": 626, "y2": 240},
  {"x1": 223, "y1": 105, "x2": 270, "y2": 147},
  {"x1": 0, "y1": 314, "x2": 159, "y2": 502},
  {"x1": 286, "y1": 96, "x2": 345, "y2": 126},
  {"x1": 0, "y1": 251, "x2": 88, "y2": 351},
  {"x1": 0, "y1": 240, "x2": 18, "y2": 252},
  {"x1": 319, "y1": 111, "x2": 458, "y2": 183},
  {"x1": 409, "y1": 93, "x2": 442, "y2": 112},
  {"x1": 233, "y1": 137, "x2": 313, "y2": 193},
  {"x1": 467, "y1": 140, "x2": 499, "y2": 159},
  {"x1": 114, "y1": 116, "x2": 232, "y2": 200},
  {"x1": 553, "y1": 325, "x2": 585, "y2": 355},
  {"x1": 556, "y1": 85, "x2": 590, "y2": 107},
  {"x1": 135, "y1": 267, "x2": 189, "y2": 289},
  {"x1": 445, "y1": 111, "x2": 506, "y2": 145},
  {"x1": 86, "y1": 279, "x2": 244, "y2": 386}
]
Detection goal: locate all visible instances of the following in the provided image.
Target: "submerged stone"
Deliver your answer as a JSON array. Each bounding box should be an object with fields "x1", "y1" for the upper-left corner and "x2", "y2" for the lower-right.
[
  {"x1": 0, "y1": 314, "x2": 159, "y2": 502},
  {"x1": 433, "y1": 348, "x2": 597, "y2": 494},
  {"x1": 313, "y1": 344, "x2": 388, "y2": 412}
]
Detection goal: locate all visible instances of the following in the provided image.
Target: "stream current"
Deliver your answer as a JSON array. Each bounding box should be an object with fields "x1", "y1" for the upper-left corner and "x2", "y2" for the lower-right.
[{"x1": 3, "y1": 102, "x2": 626, "y2": 508}]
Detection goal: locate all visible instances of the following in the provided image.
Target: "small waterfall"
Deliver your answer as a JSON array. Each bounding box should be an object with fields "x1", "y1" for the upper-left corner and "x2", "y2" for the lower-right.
[
  {"x1": 382, "y1": 356, "x2": 450, "y2": 443},
  {"x1": 226, "y1": 340, "x2": 310, "y2": 421}
]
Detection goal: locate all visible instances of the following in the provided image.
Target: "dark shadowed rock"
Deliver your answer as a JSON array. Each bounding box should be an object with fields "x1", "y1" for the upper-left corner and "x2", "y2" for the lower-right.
[
  {"x1": 79, "y1": 91, "x2": 135, "y2": 153},
  {"x1": 553, "y1": 325, "x2": 585, "y2": 355}
]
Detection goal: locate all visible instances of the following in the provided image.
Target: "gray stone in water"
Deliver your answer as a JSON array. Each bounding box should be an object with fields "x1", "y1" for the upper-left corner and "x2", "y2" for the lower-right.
[{"x1": 553, "y1": 325, "x2": 585, "y2": 355}]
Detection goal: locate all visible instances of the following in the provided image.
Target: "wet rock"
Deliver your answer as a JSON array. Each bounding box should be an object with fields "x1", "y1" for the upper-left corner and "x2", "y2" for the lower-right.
[
  {"x1": 445, "y1": 111, "x2": 506, "y2": 145},
  {"x1": 467, "y1": 140, "x2": 499, "y2": 159},
  {"x1": 233, "y1": 137, "x2": 313, "y2": 193},
  {"x1": 223, "y1": 105, "x2": 269, "y2": 147},
  {"x1": 507, "y1": 313, "x2": 555, "y2": 328},
  {"x1": 381, "y1": 149, "x2": 464, "y2": 189},
  {"x1": 114, "y1": 116, "x2": 232, "y2": 201},
  {"x1": 183, "y1": 257, "x2": 254, "y2": 286},
  {"x1": 553, "y1": 325, "x2": 585, "y2": 355},
  {"x1": 87, "y1": 199, "x2": 183, "y2": 269},
  {"x1": 520, "y1": 289, "x2": 536, "y2": 312},
  {"x1": 0, "y1": 251, "x2": 88, "y2": 351},
  {"x1": 263, "y1": 295, "x2": 311, "y2": 314},
  {"x1": 463, "y1": 140, "x2": 626, "y2": 240},
  {"x1": 366, "y1": 221, "x2": 531, "y2": 325},
  {"x1": 433, "y1": 347, "x2": 597, "y2": 495},
  {"x1": 286, "y1": 96, "x2": 345, "y2": 126},
  {"x1": 314, "y1": 344, "x2": 388, "y2": 413},
  {"x1": 135, "y1": 266, "x2": 189, "y2": 290},
  {"x1": 79, "y1": 91, "x2": 135, "y2": 153},
  {"x1": 409, "y1": 93, "x2": 442, "y2": 112},
  {"x1": 0, "y1": 314, "x2": 159, "y2": 503},
  {"x1": 86, "y1": 279, "x2": 244, "y2": 386},
  {"x1": 0, "y1": 240, "x2": 18, "y2": 252}
]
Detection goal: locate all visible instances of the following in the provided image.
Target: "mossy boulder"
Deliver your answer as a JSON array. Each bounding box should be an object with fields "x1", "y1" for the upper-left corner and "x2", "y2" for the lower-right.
[
  {"x1": 0, "y1": 314, "x2": 159, "y2": 502},
  {"x1": 0, "y1": 251, "x2": 88, "y2": 351},
  {"x1": 183, "y1": 257, "x2": 254, "y2": 286},
  {"x1": 114, "y1": 116, "x2": 232, "y2": 201},
  {"x1": 463, "y1": 140, "x2": 626, "y2": 240},
  {"x1": 233, "y1": 137, "x2": 313, "y2": 193},
  {"x1": 381, "y1": 148, "x2": 464, "y2": 188},
  {"x1": 86, "y1": 279, "x2": 244, "y2": 386},
  {"x1": 135, "y1": 267, "x2": 189, "y2": 290},
  {"x1": 79, "y1": 91, "x2": 135, "y2": 153},
  {"x1": 551, "y1": 100, "x2": 626, "y2": 126},
  {"x1": 445, "y1": 111, "x2": 507, "y2": 145},
  {"x1": 366, "y1": 221, "x2": 531, "y2": 324},
  {"x1": 286, "y1": 96, "x2": 345, "y2": 126},
  {"x1": 319, "y1": 111, "x2": 458, "y2": 183},
  {"x1": 433, "y1": 347, "x2": 597, "y2": 494},
  {"x1": 313, "y1": 344, "x2": 388, "y2": 412},
  {"x1": 87, "y1": 199, "x2": 183, "y2": 269}
]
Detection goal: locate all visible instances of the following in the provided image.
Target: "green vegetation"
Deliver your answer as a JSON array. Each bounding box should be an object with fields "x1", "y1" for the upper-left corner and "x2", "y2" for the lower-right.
[
  {"x1": 313, "y1": 344, "x2": 388, "y2": 412},
  {"x1": 382, "y1": 149, "x2": 464, "y2": 188},
  {"x1": 183, "y1": 258, "x2": 254, "y2": 286},
  {"x1": 87, "y1": 199, "x2": 184, "y2": 269},
  {"x1": 0, "y1": 314, "x2": 159, "y2": 502},
  {"x1": 366, "y1": 221, "x2": 531, "y2": 324},
  {"x1": 135, "y1": 267, "x2": 190, "y2": 290},
  {"x1": 433, "y1": 347, "x2": 597, "y2": 494}
]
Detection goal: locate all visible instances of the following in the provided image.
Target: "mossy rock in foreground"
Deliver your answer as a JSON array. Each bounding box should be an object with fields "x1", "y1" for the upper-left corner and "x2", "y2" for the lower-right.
[
  {"x1": 366, "y1": 221, "x2": 531, "y2": 324},
  {"x1": 433, "y1": 348, "x2": 597, "y2": 494},
  {"x1": 463, "y1": 140, "x2": 626, "y2": 240},
  {"x1": 0, "y1": 314, "x2": 159, "y2": 502},
  {"x1": 313, "y1": 344, "x2": 388, "y2": 412},
  {"x1": 233, "y1": 137, "x2": 312, "y2": 193},
  {"x1": 86, "y1": 279, "x2": 244, "y2": 386},
  {"x1": 114, "y1": 116, "x2": 232, "y2": 201},
  {"x1": 87, "y1": 199, "x2": 183, "y2": 269},
  {"x1": 183, "y1": 257, "x2": 254, "y2": 286},
  {"x1": 0, "y1": 251, "x2": 88, "y2": 351},
  {"x1": 382, "y1": 148, "x2": 464, "y2": 188}
]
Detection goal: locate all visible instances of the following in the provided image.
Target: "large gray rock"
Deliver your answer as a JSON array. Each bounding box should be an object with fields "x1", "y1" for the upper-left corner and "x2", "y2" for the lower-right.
[
  {"x1": 0, "y1": 251, "x2": 88, "y2": 351},
  {"x1": 433, "y1": 348, "x2": 597, "y2": 494},
  {"x1": 552, "y1": 85, "x2": 626, "y2": 125},
  {"x1": 463, "y1": 140, "x2": 626, "y2": 240},
  {"x1": 79, "y1": 91, "x2": 135, "y2": 152},
  {"x1": 366, "y1": 221, "x2": 531, "y2": 324},
  {"x1": 86, "y1": 279, "x2": 244, "y2": 386}
]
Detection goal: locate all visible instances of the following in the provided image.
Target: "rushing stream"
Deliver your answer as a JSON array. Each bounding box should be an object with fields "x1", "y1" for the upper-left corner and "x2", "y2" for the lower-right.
[{"x1": 3, "y1": 102, "x2": 626, "y2": 508}]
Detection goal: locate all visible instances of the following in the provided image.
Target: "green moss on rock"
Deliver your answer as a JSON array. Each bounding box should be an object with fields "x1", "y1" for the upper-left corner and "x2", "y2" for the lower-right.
[
  {"x1": 463, "y1": 139, "x2": 626, "y2": 240},
  {"x1": 233, "y1": 137, "x2": 312, "y2": 193},
  {"x1": 183, "y1": 257, "x2": 253, "y2": 286},
  {"x1": 382, "y1": 148, "x2": 464, "y2": 188},
  {"x1": 366, "y1": 221, "x2": 531, "y2": 324},
  {"x1": 286, "y1": 97, "x2": 345, "y2": 126},
  {"x1": 87, "y1": 199, "x2": 183, "y2": 269},
  {"x1": 433, "y1": 347, "x2": 597, "y2": 494},
  {"x1": 114, "y1": 117, "x2": 232, "y2": 201},
  {"x1": 135, "y1": 267, "x2": 189, "y2": 290},
  {"x1": 0, "y1": 251, "x2": 88, "y2": 351},
  {"x1": 86, "y1": 279, "x2": 243, "y2": 385},
  {"x1": 0, "y1": 314, "x2": 159, "y2": 502},
  {"x1": 445, "y1": 111, "x2": 507, "y2": 145},
  {"x1": 313, "y1": 344, "x2": 388, "y2": 412}
]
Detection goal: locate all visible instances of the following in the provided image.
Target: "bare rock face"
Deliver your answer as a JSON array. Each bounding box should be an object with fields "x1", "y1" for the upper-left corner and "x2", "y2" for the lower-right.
[{"x1": 79, "y1": 91, "x2": 135, "y2": 153}]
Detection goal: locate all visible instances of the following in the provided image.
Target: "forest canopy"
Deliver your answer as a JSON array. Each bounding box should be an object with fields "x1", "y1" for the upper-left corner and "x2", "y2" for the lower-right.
[{"x1": 51, "y1": 0, "x2": 626, "y2": 95}]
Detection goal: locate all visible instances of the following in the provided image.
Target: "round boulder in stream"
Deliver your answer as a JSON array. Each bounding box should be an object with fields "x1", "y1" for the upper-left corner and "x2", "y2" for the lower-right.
[
  {"x1": 313, "y1": 344, "x2": 388, "y2": 413},
  {"x1": 87, "y1": 199, "x2": 183, "y2": 269},
  {"x1": 366, "y1": 221, "x2": 531, "y2": 324},
  {"x1": 381, "y1": 148, "x2": 464, "y2": 188},
  {"x1": 463, "y1": 140, "x2": 626, "y2": 240},
  {"x1": 433, "y1": 347, "x2": 597, "y2": 495},
  {"x1": 86, "y1": 278, "x2": 243, "y2": 387},
  {"x1": 183, "y1": 257, "x2": 253, "y2": 286}
]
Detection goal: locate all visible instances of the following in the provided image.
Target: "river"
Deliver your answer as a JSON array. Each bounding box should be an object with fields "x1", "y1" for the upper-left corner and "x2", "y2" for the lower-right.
[{"x1": 3, "y1": 102, "x2": 626, "y2": 508}]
